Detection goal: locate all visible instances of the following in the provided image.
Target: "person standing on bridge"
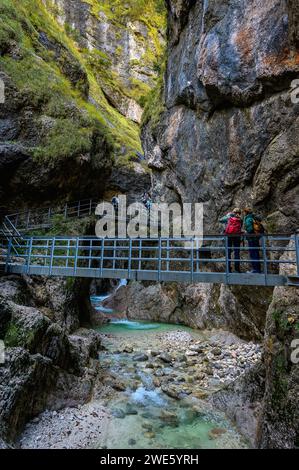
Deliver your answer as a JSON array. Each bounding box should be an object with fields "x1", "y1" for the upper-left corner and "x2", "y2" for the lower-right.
[
  {"x1": 243, "y1": 208, "x2": 265, "y2": 274},
  {"x1": 111, "y1": 196, "x2": 119, "y2": 214},
  {"x1": 220, "y1": 208, "x2": 243, "y2": 273}
]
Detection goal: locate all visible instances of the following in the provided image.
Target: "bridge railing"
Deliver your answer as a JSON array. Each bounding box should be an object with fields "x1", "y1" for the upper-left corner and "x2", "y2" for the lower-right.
[
  {"x1": 5, "y1": 199, "x2": 159, "y2": 233},
  {"x1": 6, "y1": 199, "x2": 99, "y2": 231},
  {"x1": 5, "y1": 200, "x2": 156, "y2": 232},
  {"x1": 1, "y1": 234, "x2": 298, "y2": 285}
]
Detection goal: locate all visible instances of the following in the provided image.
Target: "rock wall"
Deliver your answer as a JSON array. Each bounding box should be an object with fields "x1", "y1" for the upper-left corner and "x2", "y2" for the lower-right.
[
  {"x1": 0, "y1": 274, "x2": 101, "y2": 444},
  {"x1": 257, "y1": 241, "x2": 299, "y2": 448},
  {"x1": 0, "y1": 0, "x2": 163, "y2": 213},
  {"x1": 111, "y1": 281, "x2": 272, "y2": 341},
  {"x1": 47, "y1": 0, "x2": 165, "y2": 124},
  {"x1": 140, "y1": 0, "x2": 299, "y2": 448},
  {"x1": 143, "y1": 0, "x2": 299, "y2": 233}
]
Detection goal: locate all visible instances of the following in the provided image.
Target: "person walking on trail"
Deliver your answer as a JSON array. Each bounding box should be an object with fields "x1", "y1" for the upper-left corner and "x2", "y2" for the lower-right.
[
  {"x1": 141, "y1": 192, "x2": 152, "y2": 212},
  {"x1": 243, "y1": 208, "x2": 265, "y2": 274},
  {"x1": 111, "y1": 196, "x2": 119, "y2": 220},
  {"x1": 141, "y1": 192, "x2": 149, "y2": 206},
  {"x1": 145, "y1": 196, "x2": 152, "y2": 212},
  {"x1": 111, "y1": 196, "x2": 119, "y2": 211},
  {"x1": 219, "y1": 208, "x2": 243, "y2": 273}
]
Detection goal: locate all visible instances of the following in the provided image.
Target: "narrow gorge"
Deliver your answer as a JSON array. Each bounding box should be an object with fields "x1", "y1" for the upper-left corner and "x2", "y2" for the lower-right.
[{"x1": 0, "y1": 0, "x2": 298, "y2": 451}]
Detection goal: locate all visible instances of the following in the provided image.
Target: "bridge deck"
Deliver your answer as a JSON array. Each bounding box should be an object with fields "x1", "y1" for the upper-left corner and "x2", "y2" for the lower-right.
[{"x1": 1, "y1": 234, "x2": 298, "y2": 287}]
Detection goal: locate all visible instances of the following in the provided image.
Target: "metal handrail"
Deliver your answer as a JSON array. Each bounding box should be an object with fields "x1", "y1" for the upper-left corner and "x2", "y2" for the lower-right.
[
  {"x1": 5, "y1": 199, "x2": 99, "y2": 231},
  {"x1": 4, "y1": 197, "x2": 157, "y2": 232},
  {"x1": 1, "y1": 234, "x2": 298, "y2": 287}
]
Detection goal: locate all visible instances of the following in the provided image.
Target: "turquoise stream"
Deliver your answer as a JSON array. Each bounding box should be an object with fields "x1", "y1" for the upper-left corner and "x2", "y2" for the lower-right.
[{"x1": 91, "y1": 291, "x2": 249, "y2": 449}]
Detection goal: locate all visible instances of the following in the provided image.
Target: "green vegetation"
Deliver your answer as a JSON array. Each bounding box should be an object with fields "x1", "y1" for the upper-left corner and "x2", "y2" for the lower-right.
[
  {"x1": 30, "y1": 214, "x2": 96, "y2": 237},
  {"x1": 271, "y1": 352, "x2": 289, "y2": 409},
  {"x1": 65, "y1": 277, "x2": 76, "y2": 293},
  {"x1": 4, "y1": 322, "x2": 35, "y2": 348},
  {"x1": 81, "y1": 0, "x2": 166, "y2": 129},
  {"x1": 84, "y1": 0, "x2": 165, "y2": 28},
  {"x1": 142, "y1": 68, "x2": 165, "y2": 130},
  {"x1": 0, "y1": 0, "x2": 166, "y2": 167},
  {"x1": 272, "y1": 309, "x2": 299, "y2": 334}
]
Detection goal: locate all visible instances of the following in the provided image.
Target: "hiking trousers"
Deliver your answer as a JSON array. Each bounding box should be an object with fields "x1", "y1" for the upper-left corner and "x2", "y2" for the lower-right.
[
  {"x1": 247, "y1": 237, "x2": 262, "y2": 273},
  {"x1": 227, "y1": 236, "x2": 241, "y2": 272}
]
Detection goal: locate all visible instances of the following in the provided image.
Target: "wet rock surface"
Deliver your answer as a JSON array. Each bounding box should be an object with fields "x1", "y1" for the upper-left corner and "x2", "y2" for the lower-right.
[
  {"x1": 95, "y1": 325, "x2": 262, "y2": 446},
  {"x1": 0, "y1": 275, "x2": 102, "y2": 445},
  {"x1": 109, "y1": 281, "x2": 273, "y2": 341},
  {"x1": 257, "y1": 242, "x2": 299, "y2": 449},
  {"x1": 17, "y1": 323, "x2": 261, "y2": 449}
]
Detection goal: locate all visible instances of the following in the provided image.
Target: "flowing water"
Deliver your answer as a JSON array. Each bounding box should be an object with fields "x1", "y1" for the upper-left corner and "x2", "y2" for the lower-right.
[
  {"x1": 90, "y1": 294, "x2": 114, "y2": 314},
  {"x1": 93, "y1": 296, "x2": 249, "y2": 449}
]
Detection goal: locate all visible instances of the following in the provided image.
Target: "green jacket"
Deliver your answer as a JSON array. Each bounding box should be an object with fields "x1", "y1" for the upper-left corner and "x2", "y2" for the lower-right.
[
  {"x1": 244, "y1": 213, "x2": 261, "y2": 233},
  {"x1": 219, "y1": 213, "x2": 234, "y2": 224}
]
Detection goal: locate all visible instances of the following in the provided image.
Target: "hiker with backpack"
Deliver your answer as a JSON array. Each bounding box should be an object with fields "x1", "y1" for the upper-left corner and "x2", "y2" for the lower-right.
[
  {"x1": 243, "y1": 208, "x2": 265, "y2": 274},
  {"x1": 111, "y1": 195, "x2": 119, "y2": 215},
  {"x1": 220, "y1": 208, "x2": 243, "y2": 273}
]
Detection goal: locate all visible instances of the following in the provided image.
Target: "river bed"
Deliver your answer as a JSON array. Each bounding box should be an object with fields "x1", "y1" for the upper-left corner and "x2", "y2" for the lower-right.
[
  {"x1": 19, "y1": 290, "x2": 261, "y2": 449},
  {"x1": 94, "y1": 319, "x2": 250, "y2": 449}
]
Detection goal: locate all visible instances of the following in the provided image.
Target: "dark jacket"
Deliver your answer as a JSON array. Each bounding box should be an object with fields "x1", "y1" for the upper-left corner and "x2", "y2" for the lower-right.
[{"x1": 244, "y1": 213, "x2": 262, "y2": 235}]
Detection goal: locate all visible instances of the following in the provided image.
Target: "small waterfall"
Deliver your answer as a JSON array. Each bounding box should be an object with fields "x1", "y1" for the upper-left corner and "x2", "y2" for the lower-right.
[
  {"x1": 90, "y1": 279, "x2": 127, "y2": 316},
  {"x1": 90, "y1": 294, "x2": 110, "y2": 303},
  {"x1": 131, "y1": 387, "x2": 166, "y2": 407},
  {"x1": 109, "y1": 320, "x2": 160, "y2": 330},
  {"x1": 116, "y1": 279, "x2": 127, "y2": 291}
]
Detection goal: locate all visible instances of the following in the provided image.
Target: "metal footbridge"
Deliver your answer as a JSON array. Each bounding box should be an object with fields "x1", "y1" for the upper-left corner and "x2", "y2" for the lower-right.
[{"x1": 0, "y1": 201, "x2": 298, "y2": 287}]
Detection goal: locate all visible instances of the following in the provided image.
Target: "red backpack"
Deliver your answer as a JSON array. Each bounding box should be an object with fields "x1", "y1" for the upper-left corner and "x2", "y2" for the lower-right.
[{"x1": 225, "y1": 216, "x2": 242, "y2": 235}]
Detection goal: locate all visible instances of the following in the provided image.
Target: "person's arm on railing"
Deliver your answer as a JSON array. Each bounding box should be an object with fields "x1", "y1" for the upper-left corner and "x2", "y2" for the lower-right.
[{"x1": 219, "y1": 215, "x2": 229, "y2": 224}]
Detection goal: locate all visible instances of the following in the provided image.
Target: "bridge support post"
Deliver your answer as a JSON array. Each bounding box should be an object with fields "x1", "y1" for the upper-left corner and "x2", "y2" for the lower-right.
[
  {"x1": 49, "y1": 237, "x2": 55, "y2": 276},
  {"x1": 88, "y1": 239, "x2": 92, "y2": 269},
  {"x1": 26, "y1": 238, "x2": 33, "y2": 275},
  {"x1": 196, "y1": 238, "x2": 200, "y2": 273},
  {"x1": 66, "y1": 239, "x2": 70, "y2": 268},
  {"x1": 138, "y1": 239, "x2": 142, "y2": 271},
  {"x1": 5, "y1": 237, "x2": 12, "y2": 273},
  {"x1": 158, "y1": 238, "x2": 162, "y2": 282},
  {"x1": 44, "y1": 239, "x2": 49, "y2": 267},
  {"x1": 113, "y1": 239, "x2": 116, "y2": 270},
  {"x1": 295, "y1": 233, "x2": 299, "y2": 277},
  {"x1": 166, "y1": 239, "x2": 170, "y2": 272},
  {"x1": 190, "y1": 238, "x2": 194, "y2": 283},
  {"x1": 225, "y1": 236, "x2": 229, "y2": 284},
  {"x1": 74, "y1": 238, "x2": 79, "y2": 276},
  {"x1": 262, "y1": 235, "x2": 268, "y2": 286},
  {"x1": 100, "y1": 238, "x2": 105, "y2": 277},
  {"x1": 128, "y1": 239, "x2": 132, "y2": 279}
]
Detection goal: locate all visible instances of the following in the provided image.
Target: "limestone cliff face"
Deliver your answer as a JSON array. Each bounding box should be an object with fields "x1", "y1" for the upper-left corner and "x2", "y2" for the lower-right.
[
  {"x1": 139, "y1": 0, "x2": 299, "y2": 448},
  {"x1": 257, "y1": 241, "x2": 299, "y2": 448},
  {"x1": 121, "y1": 281, "x2": 273, "y2": 341},
  {"x1": 143, "y1": 0, "x2": 299, "y2": 233},
  {"x1": 47, "y1": 0, "x2": 165, "y2": 124},
  {"x1": 0, "y1": 274, "x2": 101, "y2": 444},
  {"x1": 0, "y1": 0, "x2": 165, "y2": 212}
]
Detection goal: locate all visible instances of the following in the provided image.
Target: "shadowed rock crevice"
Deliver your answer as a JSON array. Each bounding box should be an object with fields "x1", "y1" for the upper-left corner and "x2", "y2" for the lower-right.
[{"x1": 0, "y1": 275, "x2": 101, "y2": 444}]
